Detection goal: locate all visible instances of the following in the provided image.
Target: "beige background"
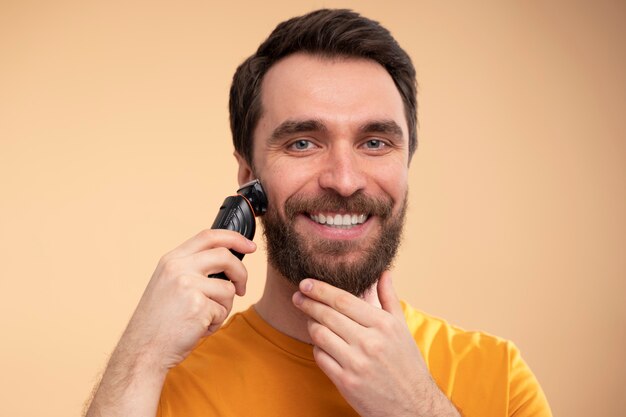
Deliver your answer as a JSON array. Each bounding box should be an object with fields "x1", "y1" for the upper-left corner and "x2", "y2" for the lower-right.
[{"x1": 1, "y1": 1, "x2": 624, "y2": 416}]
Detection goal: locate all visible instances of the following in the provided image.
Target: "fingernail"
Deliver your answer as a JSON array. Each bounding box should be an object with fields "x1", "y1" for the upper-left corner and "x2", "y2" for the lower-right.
[
  {"x1": 301, "y1": 279, "x2": 313, "y2": 293},
  {"x1": 293, "y1": 291, "x2": 303, "y2": 306}
]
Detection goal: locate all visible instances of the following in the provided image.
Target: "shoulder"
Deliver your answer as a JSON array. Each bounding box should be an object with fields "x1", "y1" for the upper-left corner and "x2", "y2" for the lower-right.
[
  {"x1": 401, "y1": 300, "x2": 516, "y2": 390},
  {"x1": 401, "y1": 301, "x2": 552, "y2": 416},
  {"x1": 401, "y1": 300, "x2": 512, "y2": 355}
]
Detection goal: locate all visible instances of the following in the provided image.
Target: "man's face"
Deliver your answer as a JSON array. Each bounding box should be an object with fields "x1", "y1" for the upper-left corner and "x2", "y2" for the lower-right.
[{"x1": 242, "y1": 53, "x2": 410, "y2": 296}]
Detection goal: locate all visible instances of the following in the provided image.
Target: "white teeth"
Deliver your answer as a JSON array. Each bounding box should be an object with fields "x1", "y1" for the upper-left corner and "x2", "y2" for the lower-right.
[{"x1": 309, "y1": 212, "x2": 369, "y2": 228}]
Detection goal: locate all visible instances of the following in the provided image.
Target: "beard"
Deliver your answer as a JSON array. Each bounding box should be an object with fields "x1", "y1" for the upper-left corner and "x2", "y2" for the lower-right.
[{"x1": 261, "y1": 190, "x2": 406, "y2": 297}]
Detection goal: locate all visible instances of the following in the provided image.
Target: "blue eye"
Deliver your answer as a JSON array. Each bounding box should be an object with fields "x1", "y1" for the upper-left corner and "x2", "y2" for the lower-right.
[
  {"x1": 289, "y1": 139, "x2": 314, "y2": 151},
  {"x1": 364, "y1": 139, "x2": 386, "y2": 149}
]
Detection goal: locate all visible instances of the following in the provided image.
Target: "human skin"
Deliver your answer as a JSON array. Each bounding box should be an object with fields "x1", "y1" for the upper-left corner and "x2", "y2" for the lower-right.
[
  {"x1": 84, "y1": 53, "x2": 459, "y2": 417},
  {"x1": 83, "y1": 230, "x2": 256, "y2": 417},
  {"x1": 242, "y1": 53, "x2": 460, "y2": 416}
]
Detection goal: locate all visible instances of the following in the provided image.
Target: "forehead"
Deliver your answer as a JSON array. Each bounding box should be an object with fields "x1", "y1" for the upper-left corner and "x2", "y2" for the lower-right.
[{"x1": 253, "y1": 53, "x2": 407, "y2": 142}]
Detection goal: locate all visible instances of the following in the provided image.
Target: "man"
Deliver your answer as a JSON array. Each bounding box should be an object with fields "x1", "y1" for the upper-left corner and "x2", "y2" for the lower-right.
[{"x1": 85, "y1": 9, "x2": 551, "y2": 417}]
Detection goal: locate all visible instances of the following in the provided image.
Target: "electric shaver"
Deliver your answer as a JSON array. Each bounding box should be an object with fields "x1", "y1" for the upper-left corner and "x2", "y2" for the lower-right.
[{"x1": 208, "y1": 179, "x2": 267, "y2": 279}]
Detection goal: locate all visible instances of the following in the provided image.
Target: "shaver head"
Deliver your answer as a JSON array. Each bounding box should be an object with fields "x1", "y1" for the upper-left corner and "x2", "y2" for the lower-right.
[{"x1": 237, "y1": 179, "x2": 268, "y2": 216}]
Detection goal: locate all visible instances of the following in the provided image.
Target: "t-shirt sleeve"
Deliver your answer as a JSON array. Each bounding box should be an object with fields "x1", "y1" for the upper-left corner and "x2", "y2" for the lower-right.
[{"x1": 507, "y1": 342, "x2": 552, "y2": 417}]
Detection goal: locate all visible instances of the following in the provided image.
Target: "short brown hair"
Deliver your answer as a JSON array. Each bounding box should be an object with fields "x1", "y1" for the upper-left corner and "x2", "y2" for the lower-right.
[{"x1": 229, "y1": 9, "x2": 417, "y2": 167}]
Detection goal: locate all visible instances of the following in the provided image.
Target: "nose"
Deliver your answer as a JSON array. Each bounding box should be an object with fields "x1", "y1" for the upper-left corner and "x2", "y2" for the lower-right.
[{"x1": 318, "y1": 146, "x2": 367, "y2": 197}]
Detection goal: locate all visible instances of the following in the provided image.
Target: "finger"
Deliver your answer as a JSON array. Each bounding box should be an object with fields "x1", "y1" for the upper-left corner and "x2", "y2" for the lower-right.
[
  {"x1": 293, "y1": 291, "x2": 362, "y2": 343},
  {"x1": 193, "y1": 275, "x2": 237, "y2": 313},
  {"x1": 180, "y1": 283, "x2": 235, "y2": 337},
  {"x1": 194, "y1": 248, "x2": 249, "y2": 295},
  {"x1": 307, "y1": 319, "x2": 352, "y2": 366},
  {"x1": 166, "y1": 248, "x2": 249, "y2": 296},
  {"x1": 312, "y1": 344, "x2": 343, "y2": 384},
  {"x1": 377, "y1": 271, "x2": 404, "y2": 319},
  {"x1": 299, "y1": 279, "x2": 378, "y2": 328},
  {"x1": 203, "y1": 299, "x2": 230, "y2": 336},
  {"x1": 164, "y1": 229, "x2": 256, "y2": 260}
]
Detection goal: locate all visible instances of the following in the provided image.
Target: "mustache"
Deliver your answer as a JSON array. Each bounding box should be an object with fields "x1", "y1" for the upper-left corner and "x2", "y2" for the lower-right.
[{"x1": 283, "y1": 191, "x2": 393, "y2": 220}]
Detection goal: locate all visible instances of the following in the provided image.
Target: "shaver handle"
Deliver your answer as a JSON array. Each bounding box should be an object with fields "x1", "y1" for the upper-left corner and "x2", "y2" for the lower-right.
[{"x1": 208, "y1": 195, "x2": 256, "y2": 280}]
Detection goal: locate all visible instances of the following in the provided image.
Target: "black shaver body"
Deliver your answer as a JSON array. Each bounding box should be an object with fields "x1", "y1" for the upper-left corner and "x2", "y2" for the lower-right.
[{"x1": 209, "y1": 179, "x2": 267, "y2": 279}]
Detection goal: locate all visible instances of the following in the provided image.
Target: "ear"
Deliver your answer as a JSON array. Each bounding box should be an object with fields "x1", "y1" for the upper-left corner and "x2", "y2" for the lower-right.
[{"x1": 234, "y1": 151, "x2": 255, "y2": 186}]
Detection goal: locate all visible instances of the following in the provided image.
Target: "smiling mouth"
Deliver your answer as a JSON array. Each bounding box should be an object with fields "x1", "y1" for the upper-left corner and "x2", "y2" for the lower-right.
[{"x1": 308, "y1": 212, "x2": 369, "y2": 229}]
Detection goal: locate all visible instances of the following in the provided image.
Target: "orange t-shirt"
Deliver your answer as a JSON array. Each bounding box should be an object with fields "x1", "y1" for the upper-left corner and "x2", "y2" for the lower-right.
[{"x1": 158, "y1": 302, "x2": 551, "y2": 416}]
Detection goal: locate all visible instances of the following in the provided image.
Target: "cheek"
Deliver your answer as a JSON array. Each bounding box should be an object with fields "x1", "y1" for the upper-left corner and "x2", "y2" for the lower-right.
[
  {"x1": 258, "y1": 159, "x2": 316, "y2": 213},
  {"x1": 370, "y1": 160, "x2": 409, "y2": 202}
]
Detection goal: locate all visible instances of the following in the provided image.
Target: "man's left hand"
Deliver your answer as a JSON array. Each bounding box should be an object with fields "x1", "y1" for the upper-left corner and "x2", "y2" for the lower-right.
[{"x1": 292, "y1": 271, "x2": 460, "y2": 417}]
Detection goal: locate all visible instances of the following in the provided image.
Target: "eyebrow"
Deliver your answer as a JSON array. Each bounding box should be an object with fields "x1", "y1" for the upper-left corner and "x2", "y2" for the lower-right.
[
  {"x1": 267, "y1": 118, "x2": 405, "y2": 144},
  {"x1": 268, "y1": 119, "x2": 327, "y2": 144},
  {"x1": 358, "y1": 120, "x2": 404, "y2": 140}
]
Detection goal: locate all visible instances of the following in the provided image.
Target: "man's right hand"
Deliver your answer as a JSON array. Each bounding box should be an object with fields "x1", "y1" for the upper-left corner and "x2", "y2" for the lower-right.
[
  {"x1": 84, "y1": 229, "x2": 256, "y2": 417},
  {"x1": 123, "y1": 229, "x2": 256, "y2": 370}
]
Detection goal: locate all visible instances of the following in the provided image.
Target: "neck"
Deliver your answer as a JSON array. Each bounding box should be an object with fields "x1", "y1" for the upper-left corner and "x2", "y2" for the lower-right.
[
  {"x1": 254, "y1": 264, "x2": 312, "y2": 343},
  {"x1": 254, "y1": 264, "x2": 382, "y2": 344}
]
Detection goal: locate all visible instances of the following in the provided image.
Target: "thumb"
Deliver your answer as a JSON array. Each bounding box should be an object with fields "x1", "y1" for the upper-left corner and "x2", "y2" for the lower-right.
[{"x1": 377, "y1": 271, "x2": 404, "y2": 319}]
